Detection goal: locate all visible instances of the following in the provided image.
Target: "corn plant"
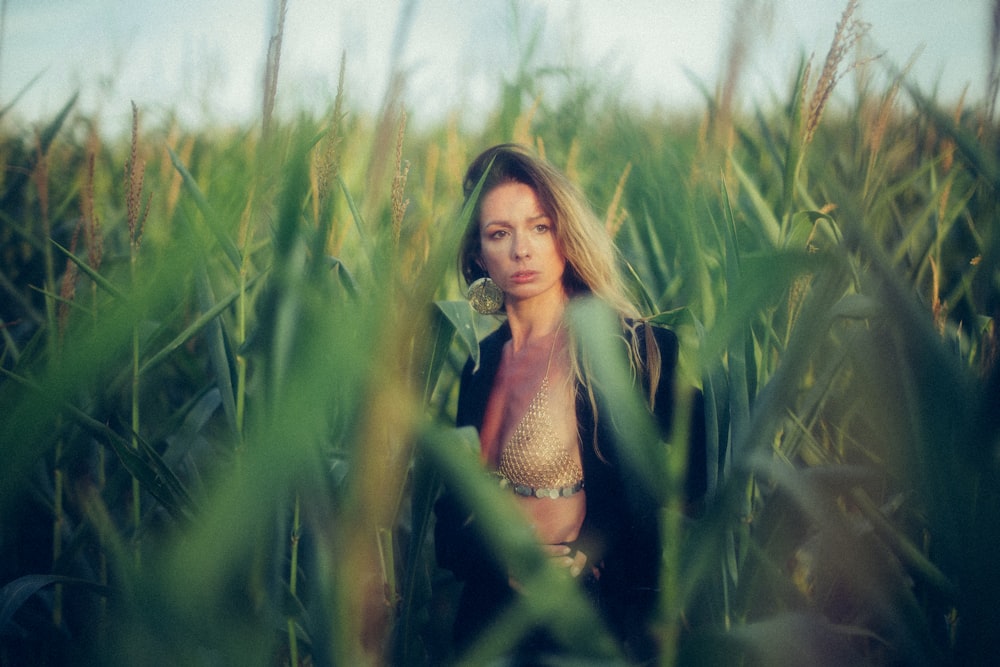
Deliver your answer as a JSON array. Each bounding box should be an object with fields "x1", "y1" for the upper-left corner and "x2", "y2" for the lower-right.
[{"x1": 2, "y1": 1, "x2": 999, "y2": 665}]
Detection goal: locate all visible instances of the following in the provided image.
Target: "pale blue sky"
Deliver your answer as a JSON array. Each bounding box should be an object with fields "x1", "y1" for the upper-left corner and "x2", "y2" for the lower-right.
[{"x1": 1, "y1": 1, "x2": 991, "y2": 130}]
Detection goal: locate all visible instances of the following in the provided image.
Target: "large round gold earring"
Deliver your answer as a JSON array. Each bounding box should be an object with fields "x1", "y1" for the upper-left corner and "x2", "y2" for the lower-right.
[{"x1": 467, "y1": 277, "x2": 504, "y2": 314}]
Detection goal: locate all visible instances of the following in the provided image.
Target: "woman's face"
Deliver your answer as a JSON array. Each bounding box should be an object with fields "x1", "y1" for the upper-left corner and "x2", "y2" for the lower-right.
[{"x1": 477, "y1": 181, "x2": 568, "y2": 307}]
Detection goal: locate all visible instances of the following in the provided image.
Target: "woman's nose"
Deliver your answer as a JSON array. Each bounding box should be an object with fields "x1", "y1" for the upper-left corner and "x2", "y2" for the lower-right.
[{"x1": 512, "y1": 234, "x2": 531, "y2": 259}]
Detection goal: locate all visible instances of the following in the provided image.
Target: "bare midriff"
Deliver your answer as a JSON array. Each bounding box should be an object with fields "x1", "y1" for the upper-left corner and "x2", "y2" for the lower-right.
[{"x1": 512, "y1": 488, "x2": 586, "y2": 544}]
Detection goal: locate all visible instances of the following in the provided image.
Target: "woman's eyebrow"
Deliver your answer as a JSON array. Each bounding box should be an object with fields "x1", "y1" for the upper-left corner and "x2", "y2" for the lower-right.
[{"x1": 482, "y1": 213, "x2": 546, "y2": 227}]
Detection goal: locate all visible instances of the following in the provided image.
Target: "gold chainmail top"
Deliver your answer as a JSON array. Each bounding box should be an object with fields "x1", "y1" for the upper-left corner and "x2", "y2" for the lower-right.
[{"x1": 496, "y1": 366, "x2": 584, "y2": 498}]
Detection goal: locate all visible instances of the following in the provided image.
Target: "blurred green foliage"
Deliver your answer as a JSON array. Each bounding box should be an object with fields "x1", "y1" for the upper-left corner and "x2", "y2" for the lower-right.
[{"x1": 1, "y1": 4, "x2": 999, "y2": 666}]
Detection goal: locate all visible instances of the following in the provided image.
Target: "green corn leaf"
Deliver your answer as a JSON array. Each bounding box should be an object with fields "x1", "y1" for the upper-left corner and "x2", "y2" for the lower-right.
[
  {"x1": 51, "y1": 240, "x2": 124, "y2": 300},
  {"x1": 420, "y1": 304, "x2": 458, "y2": 406},
  {"x1": 168, "y1": 147, "x2": 243, "y2": 271},
  {"x1": 0, "y1": 70, "x2": 47, "y2": 119},
  {"x1": 92, "y1": 419, "x2": 196, "y2": 523},
  {"x1": 194, "y1": 265, "x2": 238, "y2": 437},
  {"x1": 337, "y1": 174, "x2": 373, "y2": 262},
  {"x1": 781, "y1": 59, "x2": 809, "y2": 220},
  {"x1": 1, "y1": 575, "x2": 108, "y2": 633},
  {"x1": 139, "y1": 276, "x2": 259, "y2": 375},
  {"x1": 729, "y1": 153, "x2": 781, "y2": 248},
  {"x1": 37, "y1": 92, "x2": 78, "y2": 155},
  {"x1": 435, "y1": 300, "x2": 481, "y2": 373}
]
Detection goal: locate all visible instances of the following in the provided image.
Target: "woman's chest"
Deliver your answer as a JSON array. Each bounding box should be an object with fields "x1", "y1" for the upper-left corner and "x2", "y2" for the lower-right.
[{"x1": 479, "y1": 351, "x2": 579, "y2": 473}]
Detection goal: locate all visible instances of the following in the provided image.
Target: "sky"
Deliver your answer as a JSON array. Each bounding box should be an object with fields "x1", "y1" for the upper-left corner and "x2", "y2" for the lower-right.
[{"x1": 1, "y1": 0, "x2": 993, "y2": 131}]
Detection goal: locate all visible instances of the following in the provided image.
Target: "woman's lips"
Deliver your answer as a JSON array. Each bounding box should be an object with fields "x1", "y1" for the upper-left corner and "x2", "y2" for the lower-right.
[{"x1": 510, "y1": 271, "x2": 537, "y2": 284}]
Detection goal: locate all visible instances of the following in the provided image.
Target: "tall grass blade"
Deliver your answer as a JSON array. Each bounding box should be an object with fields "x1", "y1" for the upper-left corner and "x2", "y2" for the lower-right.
[
  {"x1": 730, "y1": 154, "x2": 782, "y2": 247},
  {"x1": 1, "y1": 575, "x2": 108, "y2": 633},
  {"x1": 168, "y1": 147, "x2": 243, "y2": 270},
  {"x1": 434, "y1": 300, "x2": 480, "y2": 372},
  {"x1": 37, "y1": 93, "x2": 78, "y2": 155},
  {"x1": 0, "y1": 70, "x2": 47, "y2": 119},
  {"x1": 140, "y1": 276, "x2": 259, "y2": 374},
  {"x1": 193, "y1": 267, "x2": 238, "y2": 436}
]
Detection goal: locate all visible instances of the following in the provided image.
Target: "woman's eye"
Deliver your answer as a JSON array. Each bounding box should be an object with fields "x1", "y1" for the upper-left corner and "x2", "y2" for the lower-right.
[
  {"x1": 489, "y1": 230, "x2": 508, "y2": 240},
  {"x1": 535, "y1": 224, "x2": 551, "y2": 233}
]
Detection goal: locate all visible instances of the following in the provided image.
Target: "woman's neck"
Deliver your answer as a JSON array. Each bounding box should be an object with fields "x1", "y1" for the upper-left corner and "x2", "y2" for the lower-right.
[{"x1": 504, "y1": 293, "x2": 568, "y2": 354}]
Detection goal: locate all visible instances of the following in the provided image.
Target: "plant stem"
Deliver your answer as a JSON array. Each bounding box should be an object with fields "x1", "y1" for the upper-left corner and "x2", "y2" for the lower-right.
[
  {"x1": 658, "y1": 387, "x2": 693, "y2": 666},
  {"x1": 235, "y1": 206, "x2": 252, "y2": 443},
  {"x1": 35, "y1": 132, "x2": 65, "y2": 629},
  {"x1": 130, "y1": 254, "x2": 141, "y2": 568},
  {"x1": 52, "y1": 432, "x2": 63, "y2": 627},
  {"x1": 287, "y1": 494, "x2": 301, "y2": 665}
]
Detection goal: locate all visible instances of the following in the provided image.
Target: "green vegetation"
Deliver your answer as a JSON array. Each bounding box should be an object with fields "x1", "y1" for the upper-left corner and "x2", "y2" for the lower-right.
[{"x1": 2, "y1": 2, "x2": 998, "y2": 664}]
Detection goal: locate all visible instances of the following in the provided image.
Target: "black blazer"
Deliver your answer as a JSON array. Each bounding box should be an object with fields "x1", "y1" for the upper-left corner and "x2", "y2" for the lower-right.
[{"x1": 434, "y1": 318, "x2": 707, "y2": 651}]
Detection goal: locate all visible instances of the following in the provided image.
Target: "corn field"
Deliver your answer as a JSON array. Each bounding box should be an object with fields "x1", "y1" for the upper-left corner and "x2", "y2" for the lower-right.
[{"x1": 2, "y1": 2, "x2": 999, "y2": 665}]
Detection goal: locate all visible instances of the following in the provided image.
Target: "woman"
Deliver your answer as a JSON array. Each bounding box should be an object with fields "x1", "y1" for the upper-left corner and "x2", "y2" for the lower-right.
[{"x1": 434, "y1": 143, "x2": 706, "y2": 661}]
